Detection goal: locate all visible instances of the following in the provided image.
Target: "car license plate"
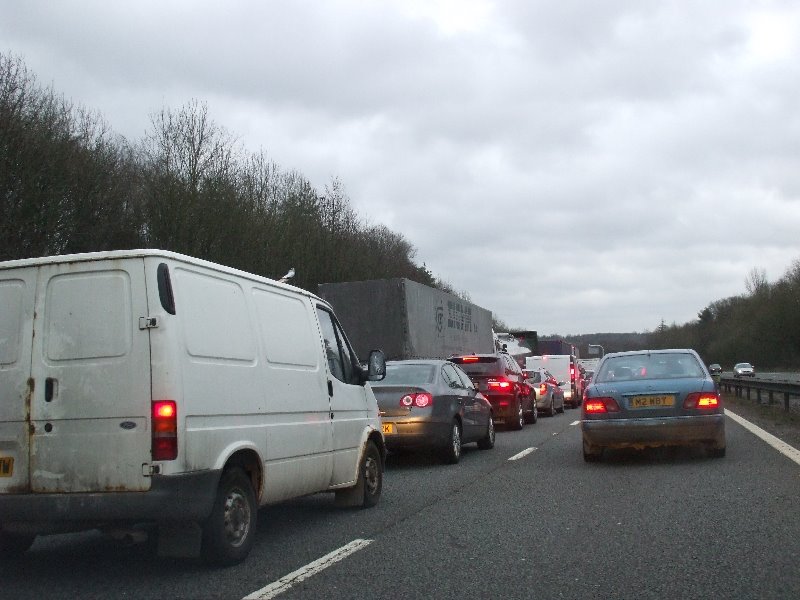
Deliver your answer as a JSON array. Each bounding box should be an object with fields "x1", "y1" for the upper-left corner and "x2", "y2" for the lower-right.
[
  {"x1": 630, "y1": 395, "x2": 675, "y2": 408},
  {"x1": 382, "y1": 423, "x2": 394, "y2": 434},
  {"x1": 0, "y1": 456, "x2": 13, "y2": 477}
]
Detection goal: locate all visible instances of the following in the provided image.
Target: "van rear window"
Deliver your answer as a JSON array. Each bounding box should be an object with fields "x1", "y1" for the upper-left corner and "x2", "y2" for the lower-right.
[
  {"x1": 45, "y1": 271, "x2": 131, "y2": 360},
  {"x1": 0, "y1": 280, "x2": 24, "y2": 365}
]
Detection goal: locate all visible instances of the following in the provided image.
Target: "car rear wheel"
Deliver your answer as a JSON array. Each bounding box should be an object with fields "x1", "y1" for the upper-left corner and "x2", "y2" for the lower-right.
[
  {"x1": 477, "y1": 414, "x2": 495, "y2": 450},
  {"x1": 548, "y1": 398, "x2": 555, "y2": 417},
  {"x1": 442, "y1": 420, "x2": 463, "y2": 464},
  {"x1": 510, "y1": 399, "x2": 524, "y2": 430},
  {"x1": 525, "y1": 399, "x2": 538, "y2": 424},
  {"x1": 557, "y1": 399, "x2": 565, "y2": 414},
  {"x1": 583, "y1": 439, "x2": 603, "y2": 463}
]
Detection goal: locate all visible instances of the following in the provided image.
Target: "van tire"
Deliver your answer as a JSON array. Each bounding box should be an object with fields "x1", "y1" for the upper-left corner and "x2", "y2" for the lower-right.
[
  {"x1": 201, "y1": 467, "x2": 257, "y2": 566},
  {"x1": 361, "y1": 440, "x2": 383, "y2": 508},
  {"x1": 0, "y1": 530, "x2": 36, "y2": 558}
]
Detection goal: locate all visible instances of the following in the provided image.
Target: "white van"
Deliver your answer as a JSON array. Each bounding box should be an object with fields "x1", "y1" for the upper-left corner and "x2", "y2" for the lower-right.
[
  {"x1": 0, "y1": 250, "x2": 387, "y2": 565},
  {"x1": 526, "y1": 355, "x2": 580, "y2": 408}
]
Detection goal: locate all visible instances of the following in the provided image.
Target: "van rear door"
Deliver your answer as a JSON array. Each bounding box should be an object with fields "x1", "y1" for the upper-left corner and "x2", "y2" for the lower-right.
[
  {"x1": 0, "y1": 266, "x2": 37, "y2": 493},
  {"x1": 28, "y1": 258, "x2": 152, "y2": 492}
]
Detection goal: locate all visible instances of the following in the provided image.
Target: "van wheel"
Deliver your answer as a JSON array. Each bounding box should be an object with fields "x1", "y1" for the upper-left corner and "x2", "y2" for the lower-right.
[
  {"x1": 0, "y1": 530, "x2": 36, "y2": 558},
  {"x1": 361, "y1": 440, "x2": 383, "y2": 507},
  {"x1": 477, "y1": 415, "x2": 495, "y2": 450},
  {"x1": 442, "y1": 420, "x2": 462, "y2": 464},
  {"x1": 201, "y1": 467, "x2": 257, "y2": 566}
]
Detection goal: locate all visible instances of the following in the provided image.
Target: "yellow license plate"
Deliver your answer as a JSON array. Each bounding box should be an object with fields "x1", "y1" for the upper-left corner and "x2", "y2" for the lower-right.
[
  {"x1": 630, "y1": 395, "x2": 675, "y2": 408},
  {"x1": 0, "y1": 456, "x2": 13, "y2": 477},
  {"x1": 382, "y1": 423, "x2": 394, "y2": 434}
]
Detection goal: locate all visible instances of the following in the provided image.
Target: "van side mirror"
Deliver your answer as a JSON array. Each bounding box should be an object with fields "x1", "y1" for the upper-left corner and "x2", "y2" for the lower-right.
[{"x1": 365, "y1": 350, "x2": 386, "y2": 382}]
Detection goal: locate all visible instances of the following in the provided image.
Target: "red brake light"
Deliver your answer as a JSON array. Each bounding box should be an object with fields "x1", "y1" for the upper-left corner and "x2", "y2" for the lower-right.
[
  {"x1": 460, "y1": 356, "x2": 480, "y2": 362},
  {"x1": 584, "y1": 397, "x2": 621, "y2": 414},
  {"x1": 539, "y1": 383, "x2": 547, "y2": 395},
  {"x1": 570, "y1": 366, "x2": 575, "y2": 381},
  {"x1": 152, "y1": 400, "x2": 177, "y2": 461},
  {"x1": 487, "y1": 378, "x2": 512, "y2": 391},
  {"x1": 400, "y1": 393, "x2": 432, "y2": 408},
  {"x1": 684, "y1": 392, "x2": 720, "y2": 409}
]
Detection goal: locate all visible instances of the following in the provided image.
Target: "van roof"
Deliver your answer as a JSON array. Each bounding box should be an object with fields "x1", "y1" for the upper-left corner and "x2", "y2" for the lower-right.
[{"x1": 0, "y1": 249, "x2": 322, "y2": 301}]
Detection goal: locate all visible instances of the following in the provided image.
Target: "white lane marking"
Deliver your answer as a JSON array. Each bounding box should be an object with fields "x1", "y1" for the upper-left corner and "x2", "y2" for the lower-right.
[
  {"x1": 725, "y1": 409, "x2": 800, "y2": 466},
  {"x1": 570, "y1": 420, "x2": 580, "y2": 426},
  {"x1": 508, "y1": 447, "x2": 537, "y2": 461},
  {"x1": 243, "y1": 539, "x2": 373, "y2": 600}
]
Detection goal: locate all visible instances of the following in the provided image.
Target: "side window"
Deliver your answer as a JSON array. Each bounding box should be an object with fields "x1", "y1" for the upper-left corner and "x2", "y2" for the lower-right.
[
  {"x1": 316, "y1": 307, "x2": 360, "y2": 385},
  {"x1": 452, "y1": 365, "x2": 475, "y2": 390},
  {"x1": 442, "y1": 364, "x2": 461, "y2": 388}
]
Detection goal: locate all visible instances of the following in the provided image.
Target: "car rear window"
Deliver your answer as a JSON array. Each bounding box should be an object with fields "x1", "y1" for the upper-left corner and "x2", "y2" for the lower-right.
[
  {"x1": 595, "y1": 353, "x2": 704, "y2": 383},
  {"x1": 449, "y1": 356, "x2": 502, "y2": 376},
  {"x1": 526, "y1": 371, "x2": 543, "y2": 383},
  {"x1": 381, "y1": 363, "x2": 436, "y2": 385}
]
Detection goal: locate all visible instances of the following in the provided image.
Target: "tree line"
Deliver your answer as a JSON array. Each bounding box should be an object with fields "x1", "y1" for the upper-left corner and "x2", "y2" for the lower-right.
[
  {"x1": 564, "y1": 262, "x2": 800, "y2": 370},
  {"x1": 0, "y1": 52, "x2": 441, "y2": 293}
]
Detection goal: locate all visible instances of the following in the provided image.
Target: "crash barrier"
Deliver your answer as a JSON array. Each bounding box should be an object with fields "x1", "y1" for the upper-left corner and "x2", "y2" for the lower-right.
[{"x1": 719, "y1": 376, "x2": 800, "y2": 412}]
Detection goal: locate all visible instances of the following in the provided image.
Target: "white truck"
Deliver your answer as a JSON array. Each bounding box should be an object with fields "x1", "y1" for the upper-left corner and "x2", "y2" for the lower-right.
[
  {"x1": 0, "y1": 250, "x2": 387, "y2": 564},
  {"x1": 526, "y1": 354, "x2": 581, "y2": 408}
]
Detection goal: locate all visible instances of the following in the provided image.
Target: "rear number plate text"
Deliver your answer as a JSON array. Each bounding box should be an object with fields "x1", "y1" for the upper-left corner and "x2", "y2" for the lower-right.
[{"x1": 630, "y1": 395, "x2": 675, "y2": 408}]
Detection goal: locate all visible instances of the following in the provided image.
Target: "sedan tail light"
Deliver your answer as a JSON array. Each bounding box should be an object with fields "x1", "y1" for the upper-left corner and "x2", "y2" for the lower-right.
[
  {"x1": 584, "y1": 397, "x2": 621, "y2": 414},
  {"x1": 487, "y1": 378, "x2": 512, "y2": 391},
  {"x1": 683, "y1": 392, "x2": 720, "y2": 409},
  {"x1": 539, "y1": 383, "x2": 547, "y2": 395},
  {"x1": 400, "y1": 393, "x2": 432, "y2": 408}
]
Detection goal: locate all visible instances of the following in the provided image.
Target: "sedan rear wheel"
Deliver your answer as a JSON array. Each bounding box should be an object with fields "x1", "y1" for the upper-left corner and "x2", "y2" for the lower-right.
[
  {"x1": 583, "y1": 438, "x2": 603, "y2": 463},
  {"x1": 548, "y1": 398, "x2": 555, "y2": 417},
  {"x1": 477, "y1": 414, "x2": 495, "y2": 450},
  {"x1": 442, "y1": 420, "x2": 462, "y2": 464}
]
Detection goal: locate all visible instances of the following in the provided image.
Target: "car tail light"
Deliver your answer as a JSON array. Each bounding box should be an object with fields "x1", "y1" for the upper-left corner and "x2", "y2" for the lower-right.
[
  {"x1": 400, "y1": 393, "x2": 432, "y2": 408},
  {"x1": 683, "y1": 392, "x2": 720, "y2": 409},
  {"x1": 570, "y1": 365, "x2": 575, "y2": 381},
  {"x1": 539, "y1": 383, "x2": 547, "y2": 395},
  {"x1": 487, "y1": 378, "x2": 512, "y2": 391},
  {"x1": 152, "y1": 400, "x2": 178, "y2": 460},
  {"x1": 459, "y1": 356, "x2": 480, "y2": 362},
  {"x1": 584, "y1": 397, "x2": 621, "y2": 414}
]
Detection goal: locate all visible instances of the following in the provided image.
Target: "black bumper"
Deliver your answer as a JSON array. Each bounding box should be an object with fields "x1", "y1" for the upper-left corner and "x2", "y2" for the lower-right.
[{"x1": 0, "y1": 470, "x2": 221, "y2": 527}]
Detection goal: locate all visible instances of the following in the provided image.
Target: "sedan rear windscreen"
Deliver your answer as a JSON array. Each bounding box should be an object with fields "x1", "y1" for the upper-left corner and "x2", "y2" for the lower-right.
[
  {"x1": 596, "y1": 353, "x2": 704, "y2": 383},
  {"x1": 381, "y1": 364, "x2": 436, "y2": 385}
]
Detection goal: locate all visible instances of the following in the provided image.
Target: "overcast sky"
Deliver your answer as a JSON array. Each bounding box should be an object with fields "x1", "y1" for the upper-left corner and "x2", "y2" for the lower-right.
[{"x1": 3, "y1": 0, "x2": 800, "y2": 335}]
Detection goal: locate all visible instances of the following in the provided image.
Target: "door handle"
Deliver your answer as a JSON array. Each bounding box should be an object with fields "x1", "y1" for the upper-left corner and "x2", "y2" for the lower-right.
[
  {"x1": 327, "y1": 380, "x2": 333, "y2": 397},
  {"x1": 45, "y1": 378, "x2": 57, "y2": 402}
]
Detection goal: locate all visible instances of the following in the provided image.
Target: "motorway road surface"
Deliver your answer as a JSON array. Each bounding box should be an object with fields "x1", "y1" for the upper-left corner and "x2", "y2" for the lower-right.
[{"x1": 6, "y1": 407, "x2": 800, "y2": 600}]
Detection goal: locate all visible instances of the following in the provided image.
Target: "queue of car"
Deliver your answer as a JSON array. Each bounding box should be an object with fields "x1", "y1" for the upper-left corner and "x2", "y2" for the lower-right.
[{"x1": 373, "y1": 349, "x2": 582, "y2": 463}]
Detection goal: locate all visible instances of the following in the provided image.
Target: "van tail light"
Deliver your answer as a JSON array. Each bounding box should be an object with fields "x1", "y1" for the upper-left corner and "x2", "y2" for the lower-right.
[
  {"x1": 570, "y1": 366, "x2": 575, "y2": 381},
  {"x1": 487, "y1": 378, "x2": 512, "y2": 391},
  {"x1": 400, "y1": 393, "x2": 432, "y2": 408},
  {"x1": 584, "y1": 397, "x2": 621, "y2": 414},
  {"x1": 152, "y1": 400, "x2": 178, "y2": 460},
  {"x1": 683, "y1": 392, "x2": 720, "y2": 409}
]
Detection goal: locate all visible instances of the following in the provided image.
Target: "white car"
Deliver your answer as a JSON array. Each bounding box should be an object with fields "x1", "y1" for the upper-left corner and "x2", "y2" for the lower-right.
[{"x1": 733, "y1": 362, "x2": 755, "y2": 377}]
